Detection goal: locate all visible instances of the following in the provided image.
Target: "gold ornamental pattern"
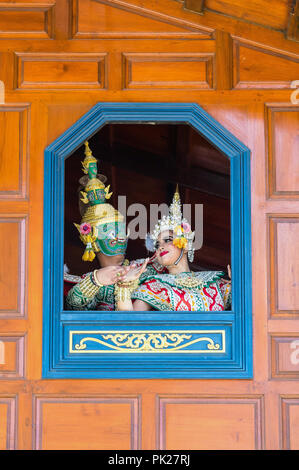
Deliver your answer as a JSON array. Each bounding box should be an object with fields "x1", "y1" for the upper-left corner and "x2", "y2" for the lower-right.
[{"x1": 70, "y1": 330, "x2": 225, "y2": 353}]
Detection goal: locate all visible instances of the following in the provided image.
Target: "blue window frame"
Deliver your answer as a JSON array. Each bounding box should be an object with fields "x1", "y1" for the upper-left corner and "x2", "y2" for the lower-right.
[{"x1": 42, "y1": 102, "x2": 252, "y2": 378}]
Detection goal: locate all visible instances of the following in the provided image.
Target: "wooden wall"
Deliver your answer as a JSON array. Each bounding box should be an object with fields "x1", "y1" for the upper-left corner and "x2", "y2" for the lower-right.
[{"x1": 0, "y1": 0, "x2": 298, "y2": 450}]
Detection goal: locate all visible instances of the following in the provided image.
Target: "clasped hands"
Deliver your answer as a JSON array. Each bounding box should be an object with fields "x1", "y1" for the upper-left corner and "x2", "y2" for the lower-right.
[{"x1": 94, "y1": 258, "x2": 149, "y2": 286}]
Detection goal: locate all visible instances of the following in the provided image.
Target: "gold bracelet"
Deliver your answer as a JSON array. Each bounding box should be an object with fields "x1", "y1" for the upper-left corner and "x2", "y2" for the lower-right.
[
  {"x1": 114, "y1": 279, "x2": 139, "y2": 303},
  {"x1": 92, "y1": 269, "x2": 104, "y2": 288},
  {"x1": 79, "y1": 272, "x2": 103, "y2": 299}
]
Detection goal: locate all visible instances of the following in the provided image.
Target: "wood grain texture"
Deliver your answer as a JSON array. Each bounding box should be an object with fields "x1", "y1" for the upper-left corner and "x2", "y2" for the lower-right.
[
  {"x1": 33, "y1": 396, "x2": 141, "y2": 450},
  {"x1": 158, "y1": 396, "x2": 264, "y2": 449},
  {"x1": 286, "y1": 0, "x2": 299, "y2": 42},
  {"x1": 0, "y1": 334, "x2": 26, "y2": 379},
  {"x1": 268, "y1": 216, "x2": 299, "y2": 317},
  {"x1": 0, "y1": 216, "x2": 27, "y2": 318},
  {"x1": 122, "y1": 52, "x2": 215, "y2": 89},
  {"x1": 271, "y1": 335, "x2": 299, "y2": 379},
  {"x1": 72, "y1": 0, "x2": 213, "y2": 39},
  {"x1": 266, "y1": 105, "x2": 299, "y2": 198},
  {"x1": 0, "y1": 105, "x2": 29, "y2": 200},
  {"x1": 233, "y1": 38, "x2": 299, "y2": 88},
  {"x1": 15, "y1": 53, "x2": 108, "y2": 89},
  {"x1": 205, "y1": 0, "x2": 289, "y2": 30},
  {"x1": 184, "y1": 0, "x2": 205, "y2": 14},
  {"x1": 281, "y1": 397, "x2": 299, "y2": 449},
  {"x1": 0, "y1": 0, "x2": 298, "y2": 451},
  {"x1": 0, "y1": 396, "x2": 17, "y2": 449},
  {"x1": 215, "y1": 30, "x2": 233, "y2": 89},
  {"x1": 0, "y1": 2, "x2": 54, "y2": 38}
]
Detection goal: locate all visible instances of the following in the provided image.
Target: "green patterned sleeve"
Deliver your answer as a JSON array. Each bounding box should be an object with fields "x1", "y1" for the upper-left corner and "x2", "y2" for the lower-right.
[
  {"x1": 65, "y1": 272, "x2": 115, "y2": 310},
  {"x1": 65, "y1": 273, "x2": 102, "y2": 310}
]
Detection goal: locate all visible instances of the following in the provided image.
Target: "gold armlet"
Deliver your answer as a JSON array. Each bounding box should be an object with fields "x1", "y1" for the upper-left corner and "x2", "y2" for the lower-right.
[
  {"x1": 79, "y1": 271, "x2": 103, "y2": 298},
  {"x1": 114, "y1": 279, "x2": 139, "y2": 303}
]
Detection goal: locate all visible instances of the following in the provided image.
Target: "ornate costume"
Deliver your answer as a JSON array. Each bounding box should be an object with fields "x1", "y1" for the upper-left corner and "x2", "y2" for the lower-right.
[
  {"x1": 131, "y1": 270, "x2": 231, "y2": 311},
  {"x1": 66, "y1": 257, "x2": 231, "y2": 311},
  {"x1": 74, "y1": 141, "x2": 128, "y2": 260},
  {"x1": 65, "y1": 256, "x2": 167, "y2": 310},
  {"x1": 66, "y1": 185, "x2": 231, "y2": 311}
]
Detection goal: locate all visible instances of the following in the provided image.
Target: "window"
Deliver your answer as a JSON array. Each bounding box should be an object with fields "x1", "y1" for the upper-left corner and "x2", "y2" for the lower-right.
[{"x1": 43, "y1": 102, "x2": 252, "y2": 378}]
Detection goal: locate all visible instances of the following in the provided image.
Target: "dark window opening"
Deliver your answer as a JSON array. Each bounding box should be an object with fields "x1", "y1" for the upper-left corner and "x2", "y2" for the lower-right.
[{"x1": 64, "y1": 123, "x2": 230, "y2": 281}]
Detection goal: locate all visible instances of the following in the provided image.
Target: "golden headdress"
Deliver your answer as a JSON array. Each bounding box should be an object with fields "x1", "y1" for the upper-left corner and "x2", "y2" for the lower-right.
[
  {"x1": 74, "y1": 141, "x2": 127, "y2": 261},
  {"x1": 145, "y1": 185, "x2": 195, "y2": 262}
]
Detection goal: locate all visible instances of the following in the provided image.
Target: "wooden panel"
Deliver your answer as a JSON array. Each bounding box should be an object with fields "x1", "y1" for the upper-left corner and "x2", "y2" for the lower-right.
[
  {"x1": 0, "y1": 335, "x2": 25, "y2": 379},
  {"x1": 281, "y1": 397, "x2": 299, "y2": 449},
  {"x1": 271, "y1": 335, "x2": 299, "y2": 380},
  {"x1": 266, "y1": 106, "x2": 299, "y2": 199},
  {"x1": 0, "y1": 105, "x2": 29, "y2": 200},
  {"x1": 47, "y1": 103, "x2": 93, "y2": 144},
  {"x1": 269, "y1": 216, "x2": 299, "y2": 317},
  {"x1": 0, "y1": 3, "x2": 54, "y2": 38},
  {"x1": 34, "y1": 396, "x2": 140, "y2": 450},
  {"x1": 0, "y1": 0, "x2": 297, "y2": 452},
  {"x1": 15, "y1": 53, "x2": 107, "y2": 89},
  {"x1": 0, "y1": 216, "x2": 27, "y2": 318},
  {"x1": 72, "y1": 0, "x2": 213, "y2": 38},
  {"x1": 158, "y1": 396, "x2": 264, "y2": 449},
  {"x1": 205, "y1": 0, "x2": 289, "y2": 30},
  {"x1": 123, "y1": 53, "x2": 215, "y2": 89},
  {"x1": 233, "y1": 39, "x2": 299, "y2": 89},
  {"x1": 0, "y1": 397, "x2": 17, "y2": 450},
  {"x1": 286, "y1": 0, "x2": 299, "y2": 42},
  {"x1": 185, "y1": 0, "x2": 205, "y2": 14}
]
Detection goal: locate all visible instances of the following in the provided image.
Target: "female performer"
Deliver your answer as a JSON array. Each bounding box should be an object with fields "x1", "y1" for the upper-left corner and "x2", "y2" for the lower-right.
[{"x1": 114, "y1": 187, "x2": 231, "y2": 312}]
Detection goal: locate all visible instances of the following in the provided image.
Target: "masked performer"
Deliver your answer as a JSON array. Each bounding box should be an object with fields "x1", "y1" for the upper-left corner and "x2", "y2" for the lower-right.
[
  {"x1": 65, "y1": 141, "x2": 168, "y2": 311},
  {"x1": 114, "y1": 187, "x2": 231, "y2": 312}
]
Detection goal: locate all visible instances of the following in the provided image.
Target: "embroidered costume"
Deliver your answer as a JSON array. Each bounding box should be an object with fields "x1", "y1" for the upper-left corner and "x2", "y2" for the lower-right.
[
  {"x1": 65, "y1": 256, "x2": 167, "y2": 310},
  {"x1": 131, "y1": 271, "x2": 231, "y2": 311},
  {"x1": 66, "y1": 258, "x2": 231, "y2": 311},
  {"x1": 66, "y1": 147, "x2": 231, "y2": 312}
]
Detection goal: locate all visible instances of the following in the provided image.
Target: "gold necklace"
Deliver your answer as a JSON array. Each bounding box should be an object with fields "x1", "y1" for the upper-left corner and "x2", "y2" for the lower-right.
[{"x1": 174, "y1": 272, "x2": 204, "y2": 289}]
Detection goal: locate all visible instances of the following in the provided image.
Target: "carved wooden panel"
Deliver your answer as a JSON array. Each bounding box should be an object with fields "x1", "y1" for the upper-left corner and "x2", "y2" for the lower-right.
[
  {"x1": 0, "y1": 105, "x2": 29, "y2": 200},
  {"x1": 0, "y1": 334, "x2": 26, "y2": 379},
  {"x1": 14, "y1": 53, "x2": 108, "y2": 90},
  {"x1": 0, "y1": 397, "x2": 17, "y2": 450},
  {"x1": 269, "y1": 216, "x2": 299, "y2": 317},
  {"x1": 0, "y1": 3, "x2": 54, "y2": 38},
  {"x1": 281, "y1": 397, "x2": 299, "y2": 449},
  {"x1": 71, "y1": 0, "x2": 213, "y2": 39},
  {"x1": 33, "y1": 396, "x2": 141, "y2": 450},
  {"x1": 271, "y1": 335, "x2": 299, "y2": 379},
  {"x1": 158, "y1": 396, "x2": 264, "y2": 449},
  {"x1": 233, "y1": 39, "x2": 299, "y2": 89},
  {"x1": 123, "y1": 53, "x2": 215, "y2": 89},
  {"x1": 266, "y1": 106, "x2": 299, "y2": 199},
  {"x1": 205, "y1": 0, "x2": 289, "y2": 30},
  {"x1": 0, "y1": 216, "x2": 27, "y2": 318}
]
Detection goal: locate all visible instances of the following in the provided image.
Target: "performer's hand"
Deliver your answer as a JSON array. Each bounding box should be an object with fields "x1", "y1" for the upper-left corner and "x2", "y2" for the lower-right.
[
  {"x1": 119, "y1": 258, "x2": 149, "y2": 283},
  {"x1": 227, "y1": 264, "x2": 231, "y2": 279},
  {"x1": 94, "y1": 265, "x2": 131, "y2": 286}
]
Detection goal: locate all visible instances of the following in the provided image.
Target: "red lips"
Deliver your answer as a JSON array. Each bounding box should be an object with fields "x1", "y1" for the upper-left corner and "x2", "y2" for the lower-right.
[{"x1": 160, "y1": 250, "x2": 168, "y2": 257}]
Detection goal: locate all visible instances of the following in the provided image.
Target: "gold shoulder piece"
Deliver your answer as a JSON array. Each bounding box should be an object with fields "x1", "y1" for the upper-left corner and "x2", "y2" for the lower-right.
[
  {"x1": 80, "y1": 190, "x2": 89, "y2": 204},
  {"x1": 104, "y1": 185, "x2": 113, "y2": 199}
]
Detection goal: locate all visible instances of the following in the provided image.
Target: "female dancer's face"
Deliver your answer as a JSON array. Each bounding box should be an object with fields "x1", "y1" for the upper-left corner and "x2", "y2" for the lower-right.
[{"x1": 155, "y1": 230, "x2": 182, "y2": 266}]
